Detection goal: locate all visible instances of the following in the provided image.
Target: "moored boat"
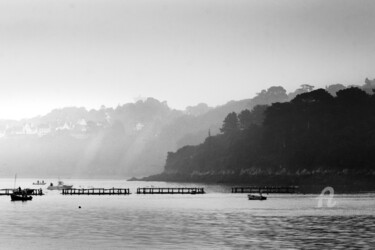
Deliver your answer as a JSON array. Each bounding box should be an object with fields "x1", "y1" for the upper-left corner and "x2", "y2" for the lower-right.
[
  {"x1": 10, "y1": 193, "x2": 33, "y2": 201},
  {"x1": 47, "y1": 181, "x2": 73, "y2": 190},
  {"x1": 248, "y1": 194, "x2": 267, "y2": 200},
  {"x1": 33, "y1": 180, "x2": 46, "y2": 185}
]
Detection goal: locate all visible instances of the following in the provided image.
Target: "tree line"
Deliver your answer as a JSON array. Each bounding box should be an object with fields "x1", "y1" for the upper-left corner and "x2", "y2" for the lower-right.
[{"x1": 163, "y1": 87, "x2": 375, "y2": 181}]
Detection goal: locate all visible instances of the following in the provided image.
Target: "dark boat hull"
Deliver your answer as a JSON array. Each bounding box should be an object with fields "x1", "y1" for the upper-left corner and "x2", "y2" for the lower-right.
[
  {"x1": 248, "y1": 194, "x2": 267, "y2": 200},
  {"x1": 11, "y1": 194, "x2": 33, "y2": 201}
]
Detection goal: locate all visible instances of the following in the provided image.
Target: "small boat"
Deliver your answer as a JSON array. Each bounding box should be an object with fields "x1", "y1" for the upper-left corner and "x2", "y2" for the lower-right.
[
  {"x1": 33, "y1": 180, "x2": 46, "y2": 185},
  {"x1": 47, "y1": 181, "x2": 73, "y2": 190},
  {"x1": 13, "y1": 188, "x2": 34, "y2": 196},
  {"x1": 11, "y1": 193, "x2": 33, "y2": 201},
  {"x1": 248, "y1": 194, "x2": 267, "y2": 200}
]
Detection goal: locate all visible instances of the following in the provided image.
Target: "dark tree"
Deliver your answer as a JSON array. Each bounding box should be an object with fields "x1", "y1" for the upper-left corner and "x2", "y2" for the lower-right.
[
  {"x1": 238, "y1": 110, "x2": 251, "y2": 129},
  {"x1": 292, "y1": 89, "x2": 334, "y2": 104},
  {"x1": 238, "y1": 105, "x2": 268, "y2": 129},
  {"x1": 220, "y1": 112, "x2": 239, "y2": 134},
  {"x1": 336, "y1": 87, "x2": 369, "y2": 105},
  {"x1": 250, "y1": 105, "x2": 268, "y2": 126}
]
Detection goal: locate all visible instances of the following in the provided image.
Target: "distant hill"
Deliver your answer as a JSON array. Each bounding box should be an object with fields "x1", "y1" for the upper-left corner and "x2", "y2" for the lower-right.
[
  {"x1": 0, "y1": 86, "x2": 296, "y2": 177},
  {"x1": 0, "y1": 98, "x2": 183, "y2": 177}
]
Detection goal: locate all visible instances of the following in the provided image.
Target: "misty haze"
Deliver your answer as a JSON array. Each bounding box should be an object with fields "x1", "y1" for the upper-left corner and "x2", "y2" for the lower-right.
[{"x1": 1, "y1": 0, "x2": 375, "y2": 249}]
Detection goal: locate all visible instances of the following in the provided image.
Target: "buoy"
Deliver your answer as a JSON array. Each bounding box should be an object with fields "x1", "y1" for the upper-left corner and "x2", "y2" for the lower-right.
[{"x1": 79, "y1": 206, "x2": 81, "y2": 209}]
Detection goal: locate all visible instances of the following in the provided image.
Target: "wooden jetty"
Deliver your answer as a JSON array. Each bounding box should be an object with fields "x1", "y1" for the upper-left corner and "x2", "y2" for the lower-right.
[
  {"x1": 231, "y1": 186, "x2": 298, "y2": 194},
  {"x1": 136, "y1": 187, "x2": 205, "y2": 194},
  {"x1": 61, "y1": 188, "x2": 131, "y2": 195},
  {"x1": 0, "y1": 188, "x2": 44, "y2": 196}
]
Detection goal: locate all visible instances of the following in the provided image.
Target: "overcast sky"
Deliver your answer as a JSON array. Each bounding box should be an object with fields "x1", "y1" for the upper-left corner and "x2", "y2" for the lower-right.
[{"x1": 0, "y1": 0, "x2": 374, "y2": 119}]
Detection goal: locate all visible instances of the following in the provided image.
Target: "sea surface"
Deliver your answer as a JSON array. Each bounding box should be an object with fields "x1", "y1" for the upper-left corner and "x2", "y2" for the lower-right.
[{"x1": 0, "y1": 178, "x2": 374, "y2": 249}]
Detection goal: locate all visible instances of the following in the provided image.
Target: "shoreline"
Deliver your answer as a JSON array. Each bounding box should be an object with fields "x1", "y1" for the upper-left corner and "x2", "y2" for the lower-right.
[{"x1": 131, "y1": 173, "x2": 375, "y2": 194}]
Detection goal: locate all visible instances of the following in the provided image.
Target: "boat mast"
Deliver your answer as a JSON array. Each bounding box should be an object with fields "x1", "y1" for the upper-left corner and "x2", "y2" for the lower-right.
[{"x1": 13, "y1": 174, "x2": 17, "y2": 189}]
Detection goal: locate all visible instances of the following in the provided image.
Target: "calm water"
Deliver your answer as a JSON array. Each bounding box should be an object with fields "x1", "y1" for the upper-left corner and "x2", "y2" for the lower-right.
[{"x1": 0, "y1": 178, "x2": 374, "y2": 249}]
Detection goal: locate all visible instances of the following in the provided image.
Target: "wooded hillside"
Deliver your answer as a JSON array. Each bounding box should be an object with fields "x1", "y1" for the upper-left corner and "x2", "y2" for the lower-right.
[{"x1": 144, "y1": 87, "x2": 375, "y2": 190}]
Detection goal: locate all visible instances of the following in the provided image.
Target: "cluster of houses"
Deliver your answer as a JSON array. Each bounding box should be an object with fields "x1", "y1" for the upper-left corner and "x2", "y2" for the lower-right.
[{"x1": 0, "y1": 119, "x2": 105, "y2": 138}]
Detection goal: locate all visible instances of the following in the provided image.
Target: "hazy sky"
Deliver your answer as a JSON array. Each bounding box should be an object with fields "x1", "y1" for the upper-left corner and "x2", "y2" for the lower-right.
[{"x1": 1, "y1": 0, "x2": 374, "y2": 119}]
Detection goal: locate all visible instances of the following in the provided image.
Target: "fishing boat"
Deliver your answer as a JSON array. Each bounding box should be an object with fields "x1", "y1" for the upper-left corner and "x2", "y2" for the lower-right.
[
  {"x1": 13, "y1": 188, "x2": 34, "y2": 196},
  {"x1": 11, "y1": 189, "x2": 33, "y2": 201},
  {"x1": 11, "y1": 194, "x2": 32, "y2": 201},
  {"x1": 33, "y1": 180, "x2": 46, "y2": 185},
  {"x1": 47, "y1": 180, "x2": 73, "y2": 190},
  {"x1": 248, "y1": 194, "x2": 267, "y2": 200},
  {"x1": 11, "y1": 193, "x2": 33, "y2": 201},
  {"x1": 10, "y1": 175, "x2": 33, "y2": 200}
]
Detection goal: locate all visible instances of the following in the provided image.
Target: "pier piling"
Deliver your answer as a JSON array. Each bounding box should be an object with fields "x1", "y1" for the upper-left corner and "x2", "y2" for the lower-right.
[
  {"x1": 231, "y1": 186, "x2": 298, "y2": 194},
  {"x1": 61, "y1": 188, "x2": 131, "y2": 195},
  {"x1": 136, "y1": 187, "x2": 205, "y2": 194}
]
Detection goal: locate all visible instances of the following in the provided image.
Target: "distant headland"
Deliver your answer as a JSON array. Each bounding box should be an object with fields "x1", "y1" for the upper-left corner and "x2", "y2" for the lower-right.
[{"x1": 137, "y1": 83, "x2": 375, "y2": 193}]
